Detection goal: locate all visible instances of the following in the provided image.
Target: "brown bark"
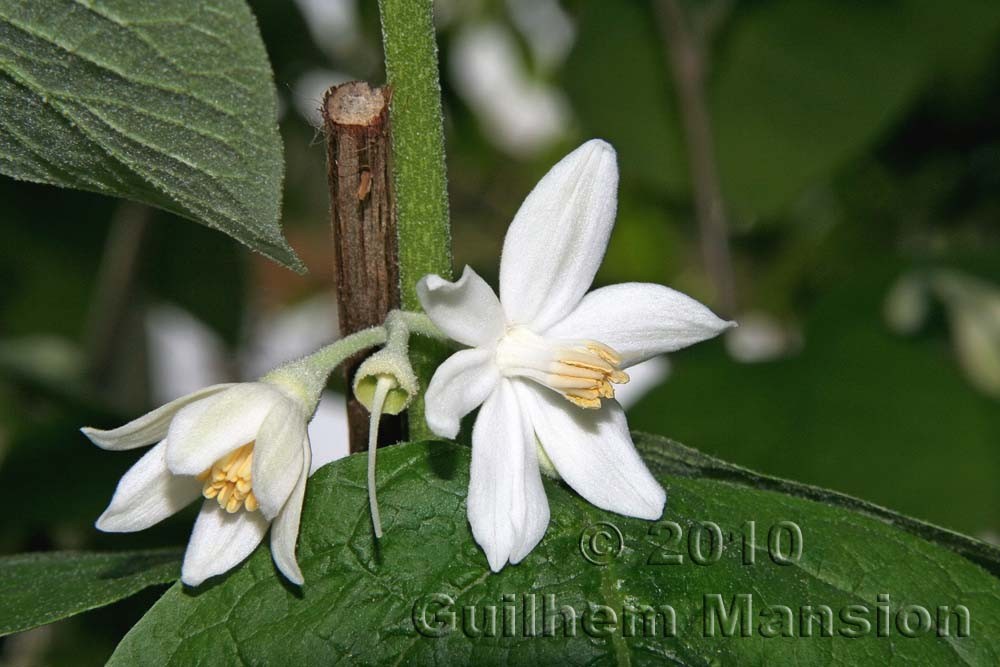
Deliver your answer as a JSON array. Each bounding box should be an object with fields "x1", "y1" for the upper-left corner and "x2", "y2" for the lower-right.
[{"x1": 322, "y1": 81, "x2": 403, "y2": 452}]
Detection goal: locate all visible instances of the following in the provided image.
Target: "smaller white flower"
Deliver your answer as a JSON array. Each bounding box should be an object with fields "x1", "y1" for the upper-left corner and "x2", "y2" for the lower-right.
[
  {"x1": 417, "y1": 139, "x2": 734, "y2": 571},
  {"x1": 82, "y1": 381, "x2": 312, "y2": 586}
]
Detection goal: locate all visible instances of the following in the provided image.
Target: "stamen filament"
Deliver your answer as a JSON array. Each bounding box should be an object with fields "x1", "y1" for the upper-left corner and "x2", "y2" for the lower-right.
[{"x1": 496, "y1": 327, "x2": 629, "y2": 409}]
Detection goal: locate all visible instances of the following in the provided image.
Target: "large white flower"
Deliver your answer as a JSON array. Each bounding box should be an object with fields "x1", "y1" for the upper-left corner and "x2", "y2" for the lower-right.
[
  {"x1": 82, "y1": 381, "x2": 312, "y2": 586},
  {"x1": 417, "y1": 139, "x2": 734, "y2": 572}
]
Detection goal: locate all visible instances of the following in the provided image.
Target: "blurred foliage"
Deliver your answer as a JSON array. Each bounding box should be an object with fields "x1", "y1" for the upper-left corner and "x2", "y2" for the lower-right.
[
  {"x1": 1, "y1": 0, "x2": 1000, "y2": 662},
  {"x1": 629, "y1": 247, "x2": 1000, "y2": 538}
]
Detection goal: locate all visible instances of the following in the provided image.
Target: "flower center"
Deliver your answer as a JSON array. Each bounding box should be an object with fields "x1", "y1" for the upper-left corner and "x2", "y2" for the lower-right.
[
  {"x1": 495, "y1": 326, "x2": 629, "y2": 409},
  {"x1": 196, "y1": 442, "x2": 259, "y2": 513}
]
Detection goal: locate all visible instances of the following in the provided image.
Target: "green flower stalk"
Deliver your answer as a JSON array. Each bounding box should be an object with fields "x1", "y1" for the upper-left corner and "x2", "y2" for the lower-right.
[{"x1": 378, "y1": 0, "x2": 454, "y2": 440}]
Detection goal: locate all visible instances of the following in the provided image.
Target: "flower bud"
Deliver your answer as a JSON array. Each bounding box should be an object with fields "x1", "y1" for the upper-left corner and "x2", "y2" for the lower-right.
[{"x1": 352, "y1": 349, "x2": 419, "y2": 415}]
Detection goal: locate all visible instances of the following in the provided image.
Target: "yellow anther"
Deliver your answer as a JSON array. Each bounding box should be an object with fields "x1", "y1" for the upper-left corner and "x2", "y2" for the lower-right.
[
  {"x1": 197, "y1": 442, "x2": 258, "y2": 513},
  {"x1": 244, "y1": 493, "x2": 259, "y2": 512}
]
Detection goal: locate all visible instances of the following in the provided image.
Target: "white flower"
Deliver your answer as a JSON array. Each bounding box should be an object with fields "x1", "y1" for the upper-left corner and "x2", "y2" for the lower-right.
[
  {"x1": 417, "y1": 139, "x2": 734, "y2": 571},
  {"x1": 82, "y1": 381, "x2": 312, "y2": 586}
]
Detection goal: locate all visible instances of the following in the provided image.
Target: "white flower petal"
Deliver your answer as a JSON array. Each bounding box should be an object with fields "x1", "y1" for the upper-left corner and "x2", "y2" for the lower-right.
[
  {"x1": 181, "y1": 502, "x2": 270, "y2": 586},
  {"x1": 545, "y1": 283, "x2": 734, "y2": 368},
  {"x1": 81, "y1": 384, "x2": 236, "y2": 450},
  {"x1": 270, "y1": 436, "x2": 311, "y2": 585},
  {"x1": 509, "y1": 425, "x2": 550, "y2": 564},
  {"x1": 251, "y1": 399, "x2": 306, "y2": 520},
  {"x1": 417, "y1": 266, "x2": 506, "y2": 347},
  {"x1": 499, "y1": 139, "x2": 618, "y2": 330},
  {"x1": 468, "y1": 380, "x2": 532, "y2": 571},
  {"x1": 424, "y1": 348, "x2": 500, "y2": 439},
  {"x1": 517, "y1": 381, "x2": 665, "y2": 520},
  {"x1": 166, "y1": 383, "x2": 280, "y2": 476},
  {"x1": 96, "y1": 441, "x2": 201, "y2": 532}
]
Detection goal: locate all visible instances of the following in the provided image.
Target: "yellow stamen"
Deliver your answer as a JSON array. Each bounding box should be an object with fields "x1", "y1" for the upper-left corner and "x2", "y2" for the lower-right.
[
  {"x1": 496, "y1": 327, "x2": 630, "y2": 409},
  {"x1": 197, "y1": 442, "x2": 258, "y2": 513},
  {"x1": 244, "y1": 493, "x2": 259, "y2": 512}
]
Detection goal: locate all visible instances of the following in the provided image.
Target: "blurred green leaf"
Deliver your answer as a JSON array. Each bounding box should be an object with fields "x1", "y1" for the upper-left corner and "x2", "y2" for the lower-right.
[
  {"x1": 0, "y1": 399, "x2": 203, "y2": 557},
  {"x1": 143, "y1": 211, "x2": 246, "y2": 345},
  {"x1": 597, "y1": 200, "x2": 684, "y2": 285},
  {"x1": 713, "y1": 0, "x2": 1000, "y2": 217},
  {"x1": 0, "y1": 404, "x2": 151, "y2": 548},
  {"x1": 563, "y1": 0, "x2": 686, "y2": 195},
  {"x1": 0, "y1": 0, "x2": 301, "y2": 271},
  {"x1": 565, "y1": 0, "x2": 1000, "y2": 218},
  {"x1": 0, "y1": 183, "x2": 109, "y2": 340},
  {"x1": 0, "y1": 421, "x2": 136, "y2": 540},
  {"x1": 630, "y1": 256, "x2": 1000, "y2": 538},
  {"x1": 0, "y1": 548, "x2": 180, "y2": 637},
  {"x1": 111, "y1": 439, "x2": 1000, "y2": 665}
]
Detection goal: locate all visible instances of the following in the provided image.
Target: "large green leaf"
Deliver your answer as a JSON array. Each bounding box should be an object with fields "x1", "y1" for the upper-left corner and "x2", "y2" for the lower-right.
[
  {"x1": 110, "y1": 437, "x2": 1000, "y2": 665},
  {"x1": 0, "y1": 548, "x2": 181, "y2": 637},
  {"x1": 0, "y1": 0, "x2": 301, "y2": 271}
]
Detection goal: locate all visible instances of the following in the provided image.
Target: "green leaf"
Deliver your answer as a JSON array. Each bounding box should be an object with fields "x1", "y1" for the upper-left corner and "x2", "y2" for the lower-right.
[
  {"x1": 0, "y1": 548, "x2": 181, "y2": 637},
  {"x1": 111, "y1": 438, "x2": 1000, "y2": 665},
  {"x1": 638, "y1": 435, "x2": 1000, "y2": 579},
  {"x1": 0, "y1": 0, "x2": 302, "y2": 271}
]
